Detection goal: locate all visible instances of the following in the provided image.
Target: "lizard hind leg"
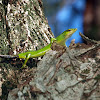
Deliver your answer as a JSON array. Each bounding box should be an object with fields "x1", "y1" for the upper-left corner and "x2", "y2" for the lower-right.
[{"x1": 21, "y1": 53, "x2": 31, "y2": 68}]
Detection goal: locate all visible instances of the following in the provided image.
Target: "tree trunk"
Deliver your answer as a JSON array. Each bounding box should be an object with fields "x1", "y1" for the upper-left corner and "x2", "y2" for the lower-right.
[
  {"x1": 0, "y1": 0, "x2": 53, "y2": 99},
  {"x1": 0, "y1": 0, "x2": 100, "y2": 100}
]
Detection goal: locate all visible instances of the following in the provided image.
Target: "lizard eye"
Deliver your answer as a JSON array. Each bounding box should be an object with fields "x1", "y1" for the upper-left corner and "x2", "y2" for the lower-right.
[{"x1": 67, "y1": 29, "x2": 71, "y2": 31}]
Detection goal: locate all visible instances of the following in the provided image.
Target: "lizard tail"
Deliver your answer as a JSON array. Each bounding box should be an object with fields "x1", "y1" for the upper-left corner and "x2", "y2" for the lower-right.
[{"x1": 0, "y1": 55, "x2": 18, "y2": 59}]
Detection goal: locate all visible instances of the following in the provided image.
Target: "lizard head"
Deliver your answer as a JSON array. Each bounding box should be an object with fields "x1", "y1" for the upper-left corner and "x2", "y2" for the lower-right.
[
  {"x1": 64, "y1": 28, "x2": 77, "y2": 39},
  {"x1": 56, "y1": 28, "x2": 77, "y2": 46}
]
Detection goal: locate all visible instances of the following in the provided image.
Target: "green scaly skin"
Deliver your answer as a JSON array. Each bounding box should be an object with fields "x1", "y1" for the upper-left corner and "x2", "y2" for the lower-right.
[{"x1": 0, "y1": 28, "x2": 77, "y2": 68}]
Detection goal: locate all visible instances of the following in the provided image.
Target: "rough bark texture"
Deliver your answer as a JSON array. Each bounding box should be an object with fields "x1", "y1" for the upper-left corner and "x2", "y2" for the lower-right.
[
  {"x1": 7, "y1": 44, "x2": 100, "y2": 100},
  {"x1": 0, "y1": 0, "x2": 54, "y2": 99},
  {"x1": 0, "y1": 0, "x2": 100, "y2": 100}
]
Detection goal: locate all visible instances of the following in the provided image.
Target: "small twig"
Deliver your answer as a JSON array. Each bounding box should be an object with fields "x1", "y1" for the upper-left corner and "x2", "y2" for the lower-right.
[
  {"x1": 76, "y1": 43, "x2": 100, "y2": 58},
  {"x1": 79, "y1": 32, "x2": 100, "y2": 44}
]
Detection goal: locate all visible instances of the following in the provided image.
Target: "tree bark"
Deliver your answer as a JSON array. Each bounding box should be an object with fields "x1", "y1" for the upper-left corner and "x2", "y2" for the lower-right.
[{"x1": 0, "y1": 0, "x2": 54, "y2": 99}]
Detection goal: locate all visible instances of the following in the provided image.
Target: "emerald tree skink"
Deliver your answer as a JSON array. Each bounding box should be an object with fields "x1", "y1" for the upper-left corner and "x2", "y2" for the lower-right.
[{"x1": 0, "y1": 28, "x2": 77, "y2": 67}]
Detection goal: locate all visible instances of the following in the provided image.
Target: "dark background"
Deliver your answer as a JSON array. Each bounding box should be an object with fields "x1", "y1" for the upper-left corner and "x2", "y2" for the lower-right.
[{"x1": 42, "y1": 0, "x2": 100, "y2": 46}]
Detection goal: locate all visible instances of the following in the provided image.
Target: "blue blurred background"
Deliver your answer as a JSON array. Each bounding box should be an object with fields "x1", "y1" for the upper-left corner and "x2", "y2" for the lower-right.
[{"x1": 42, "y1": 0, "x2": 100, "y2": 46}]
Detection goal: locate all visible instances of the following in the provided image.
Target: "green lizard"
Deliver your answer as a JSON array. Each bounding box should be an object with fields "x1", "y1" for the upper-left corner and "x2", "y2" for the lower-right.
[{"x1": 0, "y1": 28, "x2": 77, "y2": 68}]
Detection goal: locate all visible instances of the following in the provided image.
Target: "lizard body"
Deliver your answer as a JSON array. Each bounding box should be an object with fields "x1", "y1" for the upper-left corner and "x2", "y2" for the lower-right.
[{"x1": 0, "y1": 28, "x2": 77, "y2": 67}]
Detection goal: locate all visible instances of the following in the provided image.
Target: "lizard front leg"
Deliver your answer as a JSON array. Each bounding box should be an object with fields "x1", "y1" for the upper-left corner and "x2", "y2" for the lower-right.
[{"x1": 21, "y1": 53, "x2": 31, "y2": 68}]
